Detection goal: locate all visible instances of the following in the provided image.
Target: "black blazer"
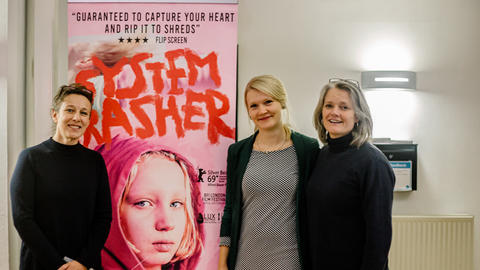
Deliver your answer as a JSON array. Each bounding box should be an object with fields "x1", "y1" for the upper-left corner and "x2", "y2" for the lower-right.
[{"x1": 219, "y1": 130, "x2": 319, "y2": 269}]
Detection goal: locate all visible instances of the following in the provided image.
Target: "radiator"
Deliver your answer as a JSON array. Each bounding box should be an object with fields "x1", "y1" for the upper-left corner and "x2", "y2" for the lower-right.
[{"x1": 389, "y1": 215, "x2": 474, "y2": 270}]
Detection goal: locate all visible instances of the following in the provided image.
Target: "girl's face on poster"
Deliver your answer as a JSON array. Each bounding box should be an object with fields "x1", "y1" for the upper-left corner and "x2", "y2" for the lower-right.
[{"x1": 121, "y1": 156, "x2": 187, "y2": 267}]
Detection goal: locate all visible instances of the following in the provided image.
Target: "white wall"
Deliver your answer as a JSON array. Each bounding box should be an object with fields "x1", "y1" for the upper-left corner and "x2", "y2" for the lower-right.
[
  {"x1": 237, "y1": 0, "x2": 480, "y2": 269},
  {"x1": 26, "y1": 0, "x2": 57, "y2": 146},
  {"x1": 4, "y1": 0, "x2": 480, "y2": 269},
  {"x1": 6, "y1": 0, "x2": 26, "y2": 269},
  {"x1": 1, "y1": 0, "x2": 9, "y2": 268}
]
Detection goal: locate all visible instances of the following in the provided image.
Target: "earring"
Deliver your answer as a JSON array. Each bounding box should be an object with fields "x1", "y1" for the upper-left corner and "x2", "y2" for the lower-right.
[{"x1": 355, "y1": 122, "x2": 359, "y2": 129}]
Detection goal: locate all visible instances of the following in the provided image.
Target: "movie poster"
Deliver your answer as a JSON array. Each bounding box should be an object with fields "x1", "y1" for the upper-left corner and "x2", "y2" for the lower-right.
[{"x1": 68, "y1": 1, "x2": 237, "y2": 269}]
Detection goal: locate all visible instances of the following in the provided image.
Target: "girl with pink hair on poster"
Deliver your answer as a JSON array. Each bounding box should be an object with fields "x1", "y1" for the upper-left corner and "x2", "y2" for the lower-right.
[{"x1": 97, "y1": 136, "x2": 204, "y2": 270}]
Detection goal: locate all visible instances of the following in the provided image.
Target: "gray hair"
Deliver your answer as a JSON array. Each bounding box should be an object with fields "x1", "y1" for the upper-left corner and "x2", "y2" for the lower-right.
[{"x1": 313, "y1": 80, "x2": 373, "y2": 147}]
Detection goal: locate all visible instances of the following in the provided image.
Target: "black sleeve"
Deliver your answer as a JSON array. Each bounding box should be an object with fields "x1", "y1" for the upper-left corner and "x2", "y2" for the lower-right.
[
  {"x1": 307, "y1": 139, "x2": 320, "y2": 174},
  {"x1": 10, "y1": 150, "x2": 65, "y2": 269},
  {"x1": 78, "y1": 154, "x2": 112, "y2": 267},
  {"x1": 220, "y1": 144, "x2": 235, "y2": 238},
  {"x1": 360, "y1": 155, "x2": 395, "y2": 270}
]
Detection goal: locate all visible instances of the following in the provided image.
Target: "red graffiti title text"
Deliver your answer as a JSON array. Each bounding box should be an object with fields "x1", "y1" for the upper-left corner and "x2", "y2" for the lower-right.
[{"x1": 76, "y1": 48, "x2": 235, "y2": 146}]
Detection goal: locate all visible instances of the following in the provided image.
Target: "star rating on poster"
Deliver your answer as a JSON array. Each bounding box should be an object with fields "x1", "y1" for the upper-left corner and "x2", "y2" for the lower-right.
[{"x1": 118, "y1": 36, "x2": 149, "y2": 44}]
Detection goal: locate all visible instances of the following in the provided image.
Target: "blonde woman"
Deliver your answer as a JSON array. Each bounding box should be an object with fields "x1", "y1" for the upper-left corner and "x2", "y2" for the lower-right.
[{"x1": 218, "y1": 75, "x2": 319, "y2": 270}]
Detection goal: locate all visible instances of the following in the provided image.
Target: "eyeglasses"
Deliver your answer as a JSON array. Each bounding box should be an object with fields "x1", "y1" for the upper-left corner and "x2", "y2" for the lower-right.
[{"x1": 329, "y1": 78, "x2": 360, "y2": 88}]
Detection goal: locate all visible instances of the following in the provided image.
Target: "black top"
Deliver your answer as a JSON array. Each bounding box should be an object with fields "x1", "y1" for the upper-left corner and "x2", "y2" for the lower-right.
[
  {"x1": 306, "y1": 133, "x2": 395, "y2": 270},
  {"x1": 10, "y1": 138, "x2": 112, "y2": 270}
]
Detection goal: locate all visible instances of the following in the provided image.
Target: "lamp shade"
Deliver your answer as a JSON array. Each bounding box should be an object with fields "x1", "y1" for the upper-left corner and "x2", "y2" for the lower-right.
[{"x1": 361, "y1": 71, "x2": 416, "y2": 90}]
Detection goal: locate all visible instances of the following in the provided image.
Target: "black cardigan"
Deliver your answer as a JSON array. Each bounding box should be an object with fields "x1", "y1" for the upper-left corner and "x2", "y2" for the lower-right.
[
  {"x1": 306, "y1": 133, "x2": 395, "y2": 270},
  {"x1": 220, "y1": 131, "x2": 319, "y2": 269}
]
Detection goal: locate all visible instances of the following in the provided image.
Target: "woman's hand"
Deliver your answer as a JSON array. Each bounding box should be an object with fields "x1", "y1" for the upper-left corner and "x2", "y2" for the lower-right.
[
  {"x1": 218, "y1": 245, "x2": 229, "y2": 270},
  {"x1": 57, "y1": 260, "x2": 87, "y2": 270},
  {"x1": 58, "y1": 263, "x2": 69, "y2": 270},
  {"x1": 218, "y1": 261, "x2": 229, "y2": 270}
]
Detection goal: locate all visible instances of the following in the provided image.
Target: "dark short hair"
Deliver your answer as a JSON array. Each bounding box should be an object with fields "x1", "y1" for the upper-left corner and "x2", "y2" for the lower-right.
[{"x1": 52, "y1": 83, "x2": 93, "y2": 112}]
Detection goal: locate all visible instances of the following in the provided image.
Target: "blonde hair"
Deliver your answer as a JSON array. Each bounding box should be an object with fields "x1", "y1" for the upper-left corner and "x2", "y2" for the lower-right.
[
  {"x1": 244, "y1": 75, "x2": 292, "y2": 137},
  {"x1": 120, "y1": 150, "x2": 202, "y2": 263},
  {"x1": 313, "y1": 80, "x2": 373, "y2": 148}
]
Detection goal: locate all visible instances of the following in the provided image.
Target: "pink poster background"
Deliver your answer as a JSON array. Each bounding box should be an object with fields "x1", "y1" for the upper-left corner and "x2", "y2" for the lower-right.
[{"x1": 68, "y1": 2, "x2": 237, "y2": 269}]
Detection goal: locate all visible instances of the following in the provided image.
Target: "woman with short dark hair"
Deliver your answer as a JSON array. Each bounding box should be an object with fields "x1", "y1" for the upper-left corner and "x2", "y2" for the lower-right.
[{"x1": 10, "y1": 83, "x2": 112, "y2": 270}]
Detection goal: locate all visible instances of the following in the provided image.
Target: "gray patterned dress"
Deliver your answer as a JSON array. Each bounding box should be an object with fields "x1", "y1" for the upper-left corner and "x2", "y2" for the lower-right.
[{"x1": 221, "y1": 145, "x2": 301, "y2": 270}]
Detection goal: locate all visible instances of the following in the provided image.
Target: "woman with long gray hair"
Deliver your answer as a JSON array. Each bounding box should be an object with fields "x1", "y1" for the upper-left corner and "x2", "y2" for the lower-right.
[{"x1": 306, "y1": 78, "x2": 395, "y2": 270}]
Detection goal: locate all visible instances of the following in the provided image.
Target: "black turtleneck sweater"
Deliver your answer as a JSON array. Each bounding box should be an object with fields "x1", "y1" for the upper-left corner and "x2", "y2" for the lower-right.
[
  {"x1": 10, "y1": 138, "x2": 112, "y2": 270},
  {"x1": 305, "y1": 133, "x2": 395, "y2": 270}
]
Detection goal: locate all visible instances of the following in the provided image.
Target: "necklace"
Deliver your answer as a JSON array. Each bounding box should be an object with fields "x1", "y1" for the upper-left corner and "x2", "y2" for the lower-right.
[{"x1": 253, "y1": 136, "x2": 291, "y2": 153}]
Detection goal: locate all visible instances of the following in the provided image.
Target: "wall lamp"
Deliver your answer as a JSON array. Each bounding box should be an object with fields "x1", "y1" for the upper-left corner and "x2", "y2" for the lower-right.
[{"x1": 361, "y1": 71, "x2": 416, "y2": 90}]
